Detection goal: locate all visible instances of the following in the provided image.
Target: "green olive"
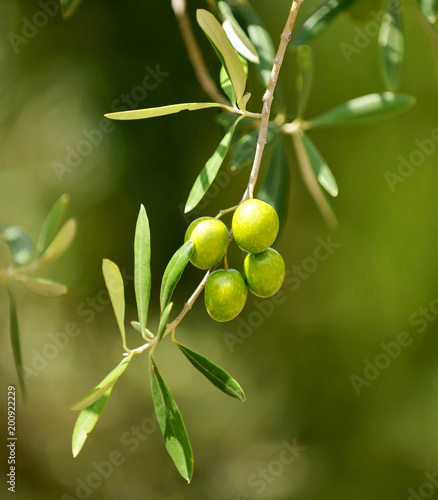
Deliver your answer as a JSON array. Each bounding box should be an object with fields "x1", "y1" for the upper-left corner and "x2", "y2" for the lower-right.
[
  {"x1": 185, "y1": 217, "x2": 229, "y2": 270},
  {"x1": 232, "y1": 199, "x2": 279, "y2": 254},
  {"x1": 244, "y1": 248, "x2": 285, "y2": 297},
  {"x1": 204, "y1": 269, "x2": 247, "y2": 322}
]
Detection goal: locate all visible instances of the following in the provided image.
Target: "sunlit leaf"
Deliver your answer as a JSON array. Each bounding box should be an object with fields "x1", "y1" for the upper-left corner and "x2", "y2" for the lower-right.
[
  {"x1": 102, "y1": 259, "x2": 126, "y2": 346},
  {"x1": 185, "y1": 118, "x2": 241, "y2": 213},
  {"x1": 257, "y1": 142, "x2": 290, "y2": 235},
  {"x1": 197, "y1": 9, "x2": 246, "y2": 105},
  {"x1": 307, "y1": 92, "x2": 416, "y2": 128},
  {"x1": 39, "y1": 218, "x2": 76, "y2": 266},
  {"x1": 0, "y1": 225, "x2": 34, "y2": 266},
  {"x1": 60, "y1": 0, "x2": 83, "y2": 19},
  {"x1": 300, "y1": 132, "x2": 339, "y2": 197},
  {"x1": 296, "y1": 45, "x2": 314, "y2": 118},
  {"x1": 292, "y1": 133, "x2": 338, "y2": 229},
  {"x1": 7, "y1": 287, "x2": 26, "y2": 398},
  {"x1": 105, "y1": 102, "x2": 230, "y2": 121},
  {"x1": 220, "y1": 56, "x2": 248, "y2": 105},
  {"x1": 157, "y1": 302, "x2": 173, "y2": 343},
  {"x1": 72, "y1": 387, "x2": 112, "y2": 458},
  {"x1": 160, "y1": 241, "x2": 194, "y2": 313},
  {"x1": 70, "y1": 354, "x2": 133, "y2": 411},
  {"x1": 35, "y1": 193, "x2": 70, "y2": 259},
  {"x1": 379, "y1": 0, "x2": 404, "y2": 91},
  {"x1": 230, "y1": 125, "x2": 281, "y2": 171},
  {"x1": 232, "y1": 1, "x2": 279, "y2": 95},
  {"x1": 291, "y1": 0, "x2": 356, "y2": 46},
  {"x1": 418, "y1": 0, "x2": 438, "y2": 23},
  {"x1": 218, "y1": 2, "x2": 260, "y2": 63},
  {"x1": 150, "y1": 357, "x2": 193, "y2": 482},
  {"x1": 14, "y1": 276, "x2": 67, "y2": 298},
  {"x1": 134, "y1": 205, "x2": 151, "y2": 336},
  {"x1": 175, "y1": 341, "x2": 246, "y2": 401}
]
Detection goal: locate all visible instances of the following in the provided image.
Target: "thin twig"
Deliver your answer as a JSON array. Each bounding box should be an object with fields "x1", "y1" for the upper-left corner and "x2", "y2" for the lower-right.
[
  {"x1": 172, "y1": 0, "x2": 229, "y2": 105},
  {"x1": 243, "y1": 0, "x2": 304, "y2": 201}
]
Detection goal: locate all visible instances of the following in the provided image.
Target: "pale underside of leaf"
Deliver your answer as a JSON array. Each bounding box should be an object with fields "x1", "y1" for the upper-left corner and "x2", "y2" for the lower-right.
[
  {"x1": 102, "y1": 259, "x2": 126, "y2": 346},
  {"x1": 105, "y1": 102, "x2": 230, "y2": 121},
  {"x1": 14, "y1": 276, "x2": 67, "y2": 298},
  {"x1": 134, "y1": 205, "x2": 151, "y2": 335}
]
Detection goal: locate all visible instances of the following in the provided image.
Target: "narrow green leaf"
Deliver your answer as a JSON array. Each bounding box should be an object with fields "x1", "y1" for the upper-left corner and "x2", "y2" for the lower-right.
[
  {"x1": 131, "y1": 321, "x2": 142, "y2": 333},
  {"x1": 150, "y1": 358, "x2": 193, "y2": 482},
  {"x1": 105, "y1": 102, "x2": 229, "y2": 121},
  {"x1": 134, "y1": 205, "x2": 151, "y2": 335},
  {"x1": 14, "y1": 276, "x2": 67, "y2": 298},
  {"x1": 296, "y1": 45, "x2": 314, "y2": 118},
  {"x1": 220, "y1": 56, "x2": 248, "y2": 105},
  {"x1": 197, "y1": 9, "x2": 247, "y2": 104},
  {"x1": 0, "y1": 225, "x2": 34, "y2": 266},
  {"x1": 185, "y1": 118, "x2": 240, "y2": 213},
  {"x1": 291, "y1": 0, "x2": 356, "y2": 46},
  {"x1": 35, "y1": 193, "x2": 70, "y2": 259},
  {"x1": 233, "y1": 1, "x2": 279, "y2": 95},
  {"x1": 418, "y1": 0, "x2": 438, "y2": 23},
  {"x1": 175, "y1": 341, "x2": 246, "y2": 401},
  {"x1": 239, "y1": 92, "x2": 252, "y2": 112},
  {"x1": 60, "y1": 0, "x2": 84, "y2": 19},
  {"x1": 72, "y1": 387, "x2": 112, "y2": 457},
  {"x1": 70, "y1": 354, "x2": 133, "y2": 411},
  {"x1": 102, "y1": 259, "x2": 126, "y2": 346},
  {"x1": 39, "y1": 218, "x2": 76, "y2": 266},
  {"x1": 160, "y1": 241, "x2": 194, "y2": 313},
  {"x1": 307, "y1": 92, "x2": 416, "y2": 128},
  {"x1": 292, "y1": 133, "x2": 338, "y2": 229},
  {"x1": 157, "y1": 302, "x2": 173, "y2": 343},
  {"x1": 379, "y1": 0, "x2": 404, "y2": 91},
  {"x1": 7, "y1": 287, "x2": 26, "y2": 398},
  {"x1": 230, "y1": 125, "x2": 281, "y2": 171},
  {"x1": 218, "y1": 2, "x2": 260, "y2": 63},
  {"x1": 257, "y1": 142, "x2": 290, "y2": 235},
  {"x1": 301, "y1": 132, "x2": 338, "y2": 197}
]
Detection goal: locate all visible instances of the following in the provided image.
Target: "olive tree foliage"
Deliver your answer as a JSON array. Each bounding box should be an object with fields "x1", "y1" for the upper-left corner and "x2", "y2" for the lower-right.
[
  {"x1": 66, "y1": 0, "x2": 436, "y2": 482},
  {"x1": 1, "y1": 194, "x2": 76, "y2": 397}
]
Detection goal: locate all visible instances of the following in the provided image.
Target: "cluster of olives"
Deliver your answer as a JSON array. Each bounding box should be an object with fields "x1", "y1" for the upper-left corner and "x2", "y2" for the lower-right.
[{"x1": 184, "y1": 199, "x2": 286, "y2": 322}]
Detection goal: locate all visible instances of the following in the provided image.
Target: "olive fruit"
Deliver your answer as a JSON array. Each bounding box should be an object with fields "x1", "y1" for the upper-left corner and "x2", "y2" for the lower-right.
[
  {"x1": 185, "y1": 217, "x2": 229, "y2": 270},
  {"x1": 243, "y1": 248, "x2": 285, "y2": 298},
  {"x1": 232, "y1": 199, "x2": 279, "y2": 254},
  {"x1": 204, "y1": 269, "x2": 247, "y2": 322}
]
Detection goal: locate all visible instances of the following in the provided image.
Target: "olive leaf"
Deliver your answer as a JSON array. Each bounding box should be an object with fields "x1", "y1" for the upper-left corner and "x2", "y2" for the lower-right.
[
  {"x1": 218, "y1": 1, "x2": 260, "y2": 63},
  {"x1": 257, "y1": 142, "x2": 290, "y2": 234},
  {"x1": 157, "y1": 302, "x2": 173, "y2": 343},
  {"x1": 150, "y1": 357, "x2": 193, "y2": 482},
  {"x1": 175, "y1": 341, "x2": 246, "y2": 401},
  {"x1": 418, "y1": 0, "x2": 438, "y2": 23},
  {"x1": 72, "y1": 387, "x2": 113, "y2": 457},
  {"x1": 7, "y1": 286, "x2": 26, "y2": 398},
  {"x1": 160, "y1": 241, "x2": 194, "y2": 313},
  {"x1": 14, "y1": 276, "x2": 68, "y2": 298},
  {"x1": 185, "y1": 117, "x2": 242, "y2": 213},
  {"x1": 197, "y1": 9, "x2": 247, "y2": 105},
  {"x1": 296, "y1": 45, "x2": 314, "y2": 119},
  {"x1": 105, "y1": 102, "x2": 230, "y2": 121},
  {"x1": 35, "y1": 193, "x2": 70, "y2": 259},
  {"x1": 0, "y1": 225, "x2": 34, "y2": 266},
  {"x1": 70, "y1": 353, "x2": 133, "y2": 412},
  {"x1": 134, "y1": 205, "x2": 151, "y2": 336},
  {"x1": 291, "y1": 0, "x2": 356, "y2": 47},
  {"x1": 220, "y1": 56, "x2": 248, "y2": 105},
  {"x1": 300, "y1": 132, "x2": 339, "y2": 197},
  {"x1": 307, "y1": 92, "x2": 416, "y2": 129},
  {"x1": 379, "y1": 0, "x2": 404, "y2": 92},
  {"x1": 102, "y1": 259, "x2": 126, "y2": 347},
  {"x1": 38, "y1": 218, "x2": 77, "y2": 267}
]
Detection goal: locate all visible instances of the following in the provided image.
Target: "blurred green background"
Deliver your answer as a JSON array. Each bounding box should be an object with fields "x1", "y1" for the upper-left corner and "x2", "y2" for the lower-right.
[{"x1": 1, "y1": 0, "x2": 438, "y2": 499}]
